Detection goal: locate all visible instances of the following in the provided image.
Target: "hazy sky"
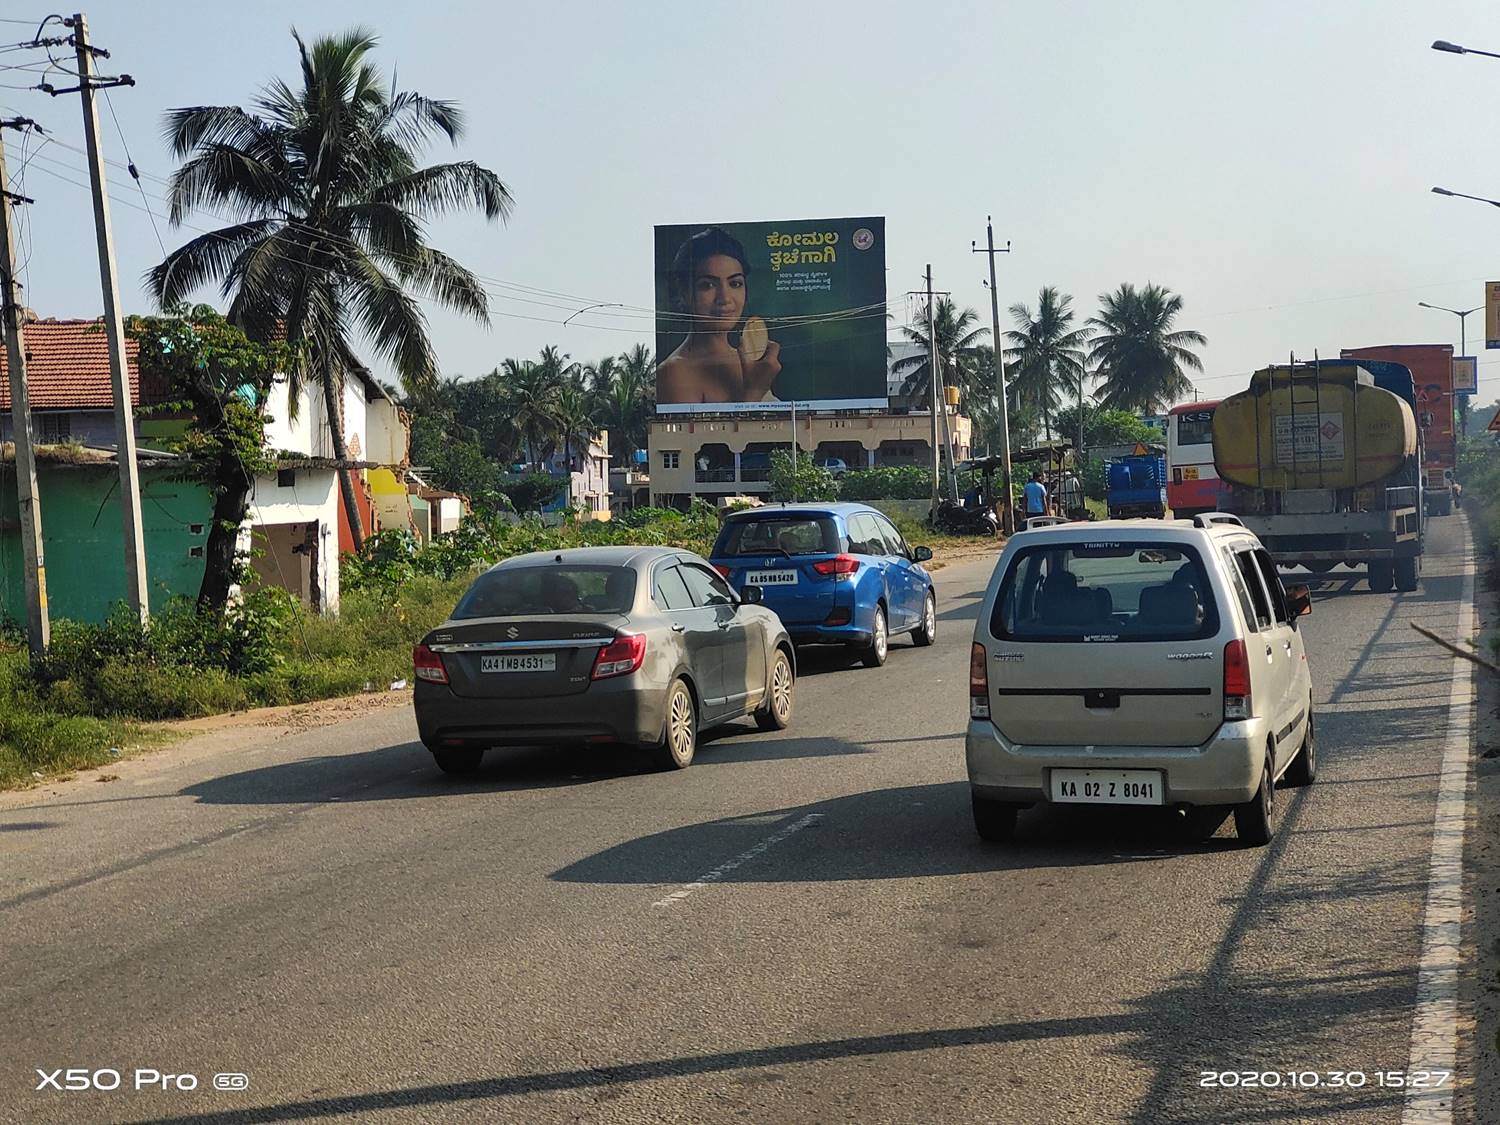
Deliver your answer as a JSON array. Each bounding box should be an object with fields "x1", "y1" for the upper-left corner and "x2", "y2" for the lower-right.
[{"x1": 6, "y1": 0, "x2": 1500, "y2": 407}]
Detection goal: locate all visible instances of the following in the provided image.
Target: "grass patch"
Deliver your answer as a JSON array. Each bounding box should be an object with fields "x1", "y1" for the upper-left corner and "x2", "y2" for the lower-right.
[{"x1": 0, "y1": 708, "x2": 143, "y2": 789}]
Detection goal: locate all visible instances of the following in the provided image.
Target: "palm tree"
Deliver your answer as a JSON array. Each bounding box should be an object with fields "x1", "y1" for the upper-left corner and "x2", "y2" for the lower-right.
[
  {"x1": 1087, "y1": 283, "x2": 1207, "y2": 413},
  {"x1": 1003, "y1": 287, "x2": 1091, "y2": 444},
  {"x1": 501, "y1": 358, "x2": 560, "y2": 470},
  {"x1": 893, "y1": 297, "x2": 989, "y2": 409},
  {"x1": 553, "y1": 381, "x2": 597, "y2": 473},
  {"x1": 617, "y1": 343, "x2": 655, "y2": 393},
  {"x1": 149, "y1": 27, "x2": 512, "y2": 553}
]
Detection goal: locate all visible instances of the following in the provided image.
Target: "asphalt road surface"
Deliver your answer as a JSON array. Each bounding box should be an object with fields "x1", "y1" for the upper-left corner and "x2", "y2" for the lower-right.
[{"x1": 0, "y1": 517, "x2": 1481, "y2": 1124}]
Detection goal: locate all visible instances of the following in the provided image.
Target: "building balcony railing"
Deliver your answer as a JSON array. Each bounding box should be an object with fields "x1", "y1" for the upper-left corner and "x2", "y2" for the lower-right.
[{"x1": 695, "y1": 468, "x2": 736, "y2": 483}]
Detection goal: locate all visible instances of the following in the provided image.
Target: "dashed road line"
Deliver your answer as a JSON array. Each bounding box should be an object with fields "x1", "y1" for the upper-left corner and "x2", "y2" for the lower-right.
[{"x1": 652, "y1": 813, "x2": 823, "y2": 908}]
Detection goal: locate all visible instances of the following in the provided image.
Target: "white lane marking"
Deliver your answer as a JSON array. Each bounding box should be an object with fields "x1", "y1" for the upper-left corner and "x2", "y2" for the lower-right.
[
  {"x1": 652, "y1": 813, "x2": 823, "y2": 908},
  {"x1": 1403, "y1": 528, "x2": 1477, "y2": 1125}
]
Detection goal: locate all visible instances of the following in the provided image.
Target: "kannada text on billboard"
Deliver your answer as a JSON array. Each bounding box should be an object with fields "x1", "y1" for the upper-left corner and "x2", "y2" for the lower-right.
[{"x1": 654, "y1": 217, "x2": 887, "y2": 414}]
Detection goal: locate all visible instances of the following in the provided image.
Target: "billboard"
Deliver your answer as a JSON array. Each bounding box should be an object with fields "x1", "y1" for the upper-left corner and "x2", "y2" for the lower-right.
[
  {"x1": 1488, "y1": 281, "x2": 1500, "y2": 349},
  {"x1": 1453, "y1": 355, "x2": 1478, "y2": 395},
  {"x1": 654, "y1": 216, "x2": 887, "y2": 414}
]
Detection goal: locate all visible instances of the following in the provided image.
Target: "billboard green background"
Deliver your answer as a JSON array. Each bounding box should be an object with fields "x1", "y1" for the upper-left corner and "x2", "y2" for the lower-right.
[{"x1": 654, "y1": 216, "x2": 887, "y2": 407}]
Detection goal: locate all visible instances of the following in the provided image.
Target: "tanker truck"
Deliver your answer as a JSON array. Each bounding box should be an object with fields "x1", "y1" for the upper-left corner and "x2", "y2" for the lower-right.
[{"x1": 1211, "y1": 359, "x2": 1424, "y2": 593}]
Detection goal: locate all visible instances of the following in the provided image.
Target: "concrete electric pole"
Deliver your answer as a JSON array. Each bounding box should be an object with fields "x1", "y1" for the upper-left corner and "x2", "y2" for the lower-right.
[
  {"x1": 0, "y1": 121, "x2": 49, "y2": 656},
  {"x1": 70, "y1": 11, "x2": 148, "y2": 622},
  {"x1": 973, "y1": 219, "x2": 1014, "y2": 533}
]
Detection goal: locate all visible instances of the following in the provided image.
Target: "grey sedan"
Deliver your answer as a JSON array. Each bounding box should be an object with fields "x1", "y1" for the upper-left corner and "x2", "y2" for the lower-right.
[{"x1": 412, "y1": 546, "x2": 796, "y2": 774}]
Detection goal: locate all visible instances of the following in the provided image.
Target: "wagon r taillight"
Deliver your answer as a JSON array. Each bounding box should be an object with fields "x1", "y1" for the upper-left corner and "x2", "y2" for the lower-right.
[
  {"x1": 1223, "y1": 638, "x2": 1251, "y2": 720},
  {"x1": 969, "y1": 643, "x2": 990, "y2": 720},
  {"x1": 413, "y1": 643, "x2": 449, "y2": 685}
]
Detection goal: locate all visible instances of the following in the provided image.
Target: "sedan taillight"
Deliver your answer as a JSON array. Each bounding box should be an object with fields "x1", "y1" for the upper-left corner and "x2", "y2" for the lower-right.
[
  {"x1": 969, "y1": 642, "x2": 990, "y2": 720},
  {"x1": 593, "y1": 633, "x2": 647, "y2": 679},
  {"x1": 413, "y1": 643, "x2": 449, "y2": 685}
]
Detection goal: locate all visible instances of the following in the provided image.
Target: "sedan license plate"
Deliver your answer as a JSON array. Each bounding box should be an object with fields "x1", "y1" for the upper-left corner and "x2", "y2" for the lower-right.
[
  {"x1": 1050, "y1": 769, "x2": 1164, "y2": 806},
  {"x1": 746, "y1": 569, "x2": 798, "y2": 586},
  {"x1": 480, "y1": 653, "x2": 556, "y2": 674}
]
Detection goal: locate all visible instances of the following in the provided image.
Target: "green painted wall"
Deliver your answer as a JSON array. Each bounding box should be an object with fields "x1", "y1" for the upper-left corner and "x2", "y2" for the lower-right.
[{"x1": 0, "y1": 465, "x2": 212, "y2": 625}]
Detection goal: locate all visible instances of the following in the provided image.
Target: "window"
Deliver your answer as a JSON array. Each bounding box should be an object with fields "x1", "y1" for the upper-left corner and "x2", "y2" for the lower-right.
[
  {"x1": 1175, "y1": 408, "x2": 1215, "y2": 446},
  {"x1": 1233, "y1": 550, "x2": 1273, "y2": 630},
  {"x1": 452, "y1": 565, "x2": 635, "y2": 618},
  {"x1": 874, "y1": 515, "x2": 910, "y2": 559},
  {"x1": 846, "y1": 514, "x2": 885, "y2": 556},
  {"x1": 991, "y1": 541, "x2": 1218, "y2": 642},
  {"x1": 1222, "y1": 548, "x2": 1260, "y2": 631},
  {"x1": 716, "y1": 515, "x2": 840, "y2": 557},
  {"x1": 678, "y1": 563, "x2": 735, "y2": 608},
  {"x1": 653, "y1": 565, "x2": 694, "y2": 611},
  {"x1": 1252, "y1": 549, "x2": 1290, "y2": 623},
  {"x1": 38, "y1": 413, "x2": 71, "y2": 443},
  {"x1": 661, "y1": 450, "x2": 681, "y2": 470}
]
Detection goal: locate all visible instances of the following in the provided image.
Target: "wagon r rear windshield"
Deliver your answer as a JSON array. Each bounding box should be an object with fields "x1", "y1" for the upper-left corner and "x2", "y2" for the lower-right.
[
  {"x1": 991, "y1": 542, "x2": 1219, "y2": 642},
  {"x1": 717, "y1": 517, "x2": 842, "y2": 557}
]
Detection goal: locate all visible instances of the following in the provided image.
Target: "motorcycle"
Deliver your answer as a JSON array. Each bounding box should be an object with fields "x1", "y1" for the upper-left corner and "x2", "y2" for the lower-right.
[{"x1": 930, "y1": 499, "x2": 999, "y2": 537}]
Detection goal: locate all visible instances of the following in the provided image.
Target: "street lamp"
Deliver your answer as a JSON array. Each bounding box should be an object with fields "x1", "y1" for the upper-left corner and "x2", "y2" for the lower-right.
[
  {"x1": 1431, "y1": 185, "x2": 1500, "y2": 208},
  {"x1": 1432, "y1": 39, "x2": 1500, "y2": 60},
  {"x1": 1417, "y1": 301, "x2": 1481, "y2": 437}
]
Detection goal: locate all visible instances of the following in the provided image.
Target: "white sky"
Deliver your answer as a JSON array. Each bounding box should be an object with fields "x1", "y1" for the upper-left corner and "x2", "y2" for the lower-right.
[{"x1": 6, "y1": 0, "x2": 1500, "y2": 409}]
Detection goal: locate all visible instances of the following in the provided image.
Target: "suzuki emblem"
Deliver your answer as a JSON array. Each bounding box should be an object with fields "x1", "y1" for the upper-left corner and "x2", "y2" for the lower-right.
[{"x1": 506, "y1": 626, "x2": 520, "y2": 639}]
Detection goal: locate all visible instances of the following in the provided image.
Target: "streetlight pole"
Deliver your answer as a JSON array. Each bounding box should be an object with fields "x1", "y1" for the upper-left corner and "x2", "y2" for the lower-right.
[{"x1": 1417, "y1": 301, "x2": 1481, "y2": 436}]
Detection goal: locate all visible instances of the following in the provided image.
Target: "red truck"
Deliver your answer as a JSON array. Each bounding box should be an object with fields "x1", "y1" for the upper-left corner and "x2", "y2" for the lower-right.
[{"x1": 1341, "y1": 344, "x2": 1458, "y2": 516}]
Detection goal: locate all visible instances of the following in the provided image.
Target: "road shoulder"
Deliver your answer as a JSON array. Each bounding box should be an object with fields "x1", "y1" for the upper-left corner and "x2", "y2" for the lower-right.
[{"x1": 1468, "y1": 546, "x2": 1500, "y2": 1123}]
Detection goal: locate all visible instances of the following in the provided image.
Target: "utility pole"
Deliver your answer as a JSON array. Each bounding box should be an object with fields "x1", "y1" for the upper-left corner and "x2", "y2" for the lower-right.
[
  {"x1": 973, "y1": 219, "x2": 1014, "y2": 533},
  {"x1": 67, "y1": 12, "x2": 147, "y2": 622},
  {"x1": 0, "y1": 121, "x2": 49, "y2": 656},
  {"x1": 925, "y1": 264, "x2": 940, "y2": 514}
]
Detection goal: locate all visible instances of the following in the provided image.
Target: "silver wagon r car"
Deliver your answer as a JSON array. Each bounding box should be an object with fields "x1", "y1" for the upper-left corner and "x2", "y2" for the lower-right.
[{"x1": 966, "y1": 515, "x2": 1315, "y2": 847}]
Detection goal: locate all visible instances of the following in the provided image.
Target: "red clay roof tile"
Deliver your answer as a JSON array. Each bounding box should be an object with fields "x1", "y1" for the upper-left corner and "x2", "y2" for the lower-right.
[{"x1": 0, "y1": 318, "x2": 143, "y2": 411}]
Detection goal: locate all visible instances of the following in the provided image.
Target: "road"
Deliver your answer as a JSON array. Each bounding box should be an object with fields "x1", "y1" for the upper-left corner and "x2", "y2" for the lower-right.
[{"x1": 0, "y1": 517, "x2": 1480, "y2": 1124}]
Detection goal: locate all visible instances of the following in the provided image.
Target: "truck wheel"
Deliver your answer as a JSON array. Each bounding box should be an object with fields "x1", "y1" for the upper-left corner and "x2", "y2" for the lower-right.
[
  {"x1": 1395, "y1": 556, "x2": 1419, "y2": 592},
  {"x1": 1368, "y1": 560, "x2": 1394, "y2": 594}
]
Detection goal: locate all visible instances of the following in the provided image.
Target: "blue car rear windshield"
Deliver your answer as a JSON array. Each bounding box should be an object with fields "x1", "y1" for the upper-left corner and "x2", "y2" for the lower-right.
[
  {"x1": 452, "y1": 565, "x2": 636, "y2": 619},
  {"x1": 991, "y1": 542, "x2": 1219, "y2": 642},
  {"x1": 716, "y1": 516, "x2": 842, "y2": 557}
]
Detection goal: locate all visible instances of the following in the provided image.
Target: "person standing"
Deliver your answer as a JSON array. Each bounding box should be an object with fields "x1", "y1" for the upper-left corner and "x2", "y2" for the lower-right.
[{"x1": 1023, "y1": 469, "x2": 1050, "y2": 519}]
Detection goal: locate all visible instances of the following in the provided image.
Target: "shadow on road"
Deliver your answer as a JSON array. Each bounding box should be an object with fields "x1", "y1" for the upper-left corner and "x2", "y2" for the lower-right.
[
  {"x1": 176, "y1": 726, "x2": 881, "y2": 807},
  {"x1": 552, "y1": 780, "x2": 1249, "y2": 889}
]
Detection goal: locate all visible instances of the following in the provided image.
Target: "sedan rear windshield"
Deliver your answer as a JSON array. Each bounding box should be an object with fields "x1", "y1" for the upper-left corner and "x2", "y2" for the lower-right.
[
  {"x1": 716, "y1": 516, "x2": 842, "y2": 557},
  {"x1": 990, "y1": 541, "x2": 1219, "y2": 642},
  {"x1": 452, "y1": 565, "x2": 636, "y2": 619}
]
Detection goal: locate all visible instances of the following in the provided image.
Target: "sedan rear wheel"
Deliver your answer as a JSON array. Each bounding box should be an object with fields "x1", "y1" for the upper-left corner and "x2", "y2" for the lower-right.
[
  {"x1": 861, "y1": 606, "x2": 889, "y2": 668},
  {"x1": 912, "y1": 591, "x2": 937, "y2": 647},
  {"x1": 755, "y1": 650, "x2": 795, "y2": 731},
  {"x1": 654, "y1": 679, "x2": 698, "y2": 770}
]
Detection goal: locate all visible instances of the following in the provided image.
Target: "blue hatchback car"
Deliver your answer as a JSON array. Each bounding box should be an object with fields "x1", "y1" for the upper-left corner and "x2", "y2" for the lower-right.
[{"x1": 709, "y1": 503, "x2": 937, "y2": 667}]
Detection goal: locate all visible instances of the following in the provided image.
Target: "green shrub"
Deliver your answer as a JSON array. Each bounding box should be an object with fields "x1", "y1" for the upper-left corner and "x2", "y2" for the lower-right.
[{"x1": 769, "y1": 450, "x2": 839, "y2": 502}]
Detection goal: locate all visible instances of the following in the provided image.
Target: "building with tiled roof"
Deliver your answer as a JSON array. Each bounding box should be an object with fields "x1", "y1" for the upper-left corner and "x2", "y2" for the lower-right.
[{"x1": 0, "y1": 317, "x2": 149, "y2": 446}]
